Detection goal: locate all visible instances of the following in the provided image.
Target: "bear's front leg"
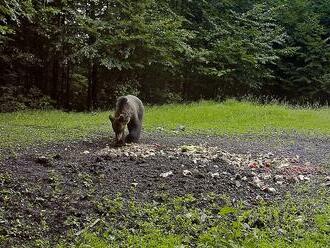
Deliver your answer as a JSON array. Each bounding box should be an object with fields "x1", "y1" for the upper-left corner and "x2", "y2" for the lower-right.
[{"x1": 126, "y1": 121, "x2": 141, "y2": 143}]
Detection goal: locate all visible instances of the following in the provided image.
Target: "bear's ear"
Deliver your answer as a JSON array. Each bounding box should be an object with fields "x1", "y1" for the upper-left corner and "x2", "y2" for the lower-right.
[{"x1": 109, "y1": 114, "x2": 114, "y2": 123}]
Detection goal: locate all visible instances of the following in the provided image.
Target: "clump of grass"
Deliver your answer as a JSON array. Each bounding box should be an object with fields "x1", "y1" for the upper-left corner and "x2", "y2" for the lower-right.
[
  {"x1": 57, "y1": 190, "x2": 329, "y2": 248},
  {"x1": 0, "y1": 100, "x2": 329, "y2": 148}
]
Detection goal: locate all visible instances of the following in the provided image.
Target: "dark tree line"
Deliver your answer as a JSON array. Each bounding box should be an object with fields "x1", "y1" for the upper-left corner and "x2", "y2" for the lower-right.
[{"x1": 0, "y1": 0, "x2": 329, "y2": 111}]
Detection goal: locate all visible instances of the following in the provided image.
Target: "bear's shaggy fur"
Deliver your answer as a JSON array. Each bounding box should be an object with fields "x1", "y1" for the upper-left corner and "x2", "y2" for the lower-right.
[{"x1": 109, "y1": 95, "x2": 144, "y2": 145}]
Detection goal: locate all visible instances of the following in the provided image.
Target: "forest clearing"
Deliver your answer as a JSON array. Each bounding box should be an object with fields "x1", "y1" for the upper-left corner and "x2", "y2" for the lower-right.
[
  {"x1": 0, "y1": 101, "x2": 329, "y2": 247},
  {"x1": 1, "y1": 0, "x2": 329, "y2": 247}
]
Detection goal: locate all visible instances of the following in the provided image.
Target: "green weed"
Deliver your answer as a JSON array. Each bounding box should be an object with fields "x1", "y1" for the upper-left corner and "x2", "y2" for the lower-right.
[{"x1": 58, "y1": 191, "x2": 329, "y2": 248}]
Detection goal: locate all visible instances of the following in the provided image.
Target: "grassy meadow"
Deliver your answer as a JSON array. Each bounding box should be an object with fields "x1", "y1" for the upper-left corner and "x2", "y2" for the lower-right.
[{"x1": 0, "y1": 100, "x2": 329, "y2": 148}]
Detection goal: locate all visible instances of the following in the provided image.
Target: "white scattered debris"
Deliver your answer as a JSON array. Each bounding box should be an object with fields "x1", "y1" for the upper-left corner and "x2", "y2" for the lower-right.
[
  {"x1": 262, "y1": 173, "x2": 272, "y2": 180},
  {"x1": 94, "y1": 143, "x2": 315, "y2": 187},
  {"x1": 274, "y1": 175, "x2": 284, "y2": 181},
  {"x1": 183, "y1": 170, "x2": 192, "y2": 176},
  {"x1": 83, "y1": 150, "x2": 90, "y2": 154},
  {"x1": 266, "y1": 187, "x2": 276, "y2": 193},
  {"x1": 298, "y1": 175, "x2": 310, "y2": 181},
  {"x1": 96, "y1": 144, "x2": 312, "y2": 173},
  {"x1": 210, "y1": 172, "x2": 220, "y2": 179},
  {"x1": 253, "y1": 176, "x2": 262, "y2": 184},
  {"x1": 278, "y1": 162, "x2": 290, "y2": 169},
  {"x1": 160, "y1": 171, "x2": 173, "y2": 178}
]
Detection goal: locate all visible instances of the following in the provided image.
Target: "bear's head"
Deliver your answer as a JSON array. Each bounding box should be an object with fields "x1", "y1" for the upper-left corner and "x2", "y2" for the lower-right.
[{"x1": 109, "y1": 114, "x2": 130, "y2": 145}]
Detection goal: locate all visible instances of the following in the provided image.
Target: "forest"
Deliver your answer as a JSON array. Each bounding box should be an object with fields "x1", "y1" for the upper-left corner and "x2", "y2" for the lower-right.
[{"x1": 0, "y1": 0, "x2": 329, "y2": 111}]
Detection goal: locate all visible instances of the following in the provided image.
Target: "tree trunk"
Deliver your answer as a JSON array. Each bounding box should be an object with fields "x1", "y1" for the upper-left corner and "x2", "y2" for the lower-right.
[
  {"x1": 65, "y1": 63, "x2": 71, "y2": 110},
  {"x1": 87, "y1": 61, "x2": 97, "y2": 111},
  {"x1": 52, "y1": 58, "x2": 59, "y2": 102}
]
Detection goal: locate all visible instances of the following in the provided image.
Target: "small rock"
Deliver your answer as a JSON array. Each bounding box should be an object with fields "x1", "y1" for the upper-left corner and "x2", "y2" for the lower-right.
[
  {"x1": 35, "y1": 156, "x2": 50, "y2": 165},
  {"x1": 176, "y1": 125, "x2": 186, "y2": 131},
  {"x1": 274, "y1": 175, "x2": 284, "y2": 181},
  {"x1": 210, "y1": 172, "x2": 220, "y2": 179},
  {"x1": 253, "y1": 176, "x2": 262, "y2": 184},
  {"x1": 83, "y1": 150, "x2": 90, "y2": 154},
  {"x1": 298, "y1": 175, "x2": 305, "y2": 181},
  {"x1": 321, "y1": 181, "x2": 330, "y2": 187},
  {"x1": 200, "y1": 212, "x2": 207, "y2": 223},
  {"x1": 264, "y1": 161, "x2": 271, "y2": 167},
  {"x1": 297, "y1": 175, "x2": 311, "y2": 181},
  {"x1": 248, "y1": 162, "x2": 258, "y2": 168},
  {"x1": 252, "y1": 176, "x2": 265, "y2": 189},
  {"x1": 266, "y1": 152, "x2": 274, "y2": 158},
  {"x1": 53, "y1": 154, "x2": 62, "y2": 160},
  {"x1": 95, "y1": 156, "x2": 103, "y2": 163},
  {"x1": 242, "y1": 176, "x2": 247, "y2": 181},
  {"x1": 264, "y1": 187, "x2": 276, "y2": 193},
  {"x1": 249, "y1": 172, "x2": 257, "y2": 177},
  {"x1": 235, "y1": 180, "x2": 241, "y2": 188},
  {"x1": 243, "y1": 223, "x2": 250, "y2": 229},
  {"x1": 256, "y1": 195, "x2": 263, "y2": 201},
  {"x1": 276, "y1": 181, "x2": 284, "y2": 185},
  {"x1": 195, "y1": 172, "x2": 205, "y2": 179},
  {"x1": 235, "y1": 174, "x2": 241, "y2": 180},
  {"x1": 183, "y1": 170, "x2": 192, "y2": 176},
  {"x1": 259, "y1": 185, "x2": 268, "y2": 191},
  {"x1": 278, "y1": 162, "x2": 290, "y2": 169},
  {"x1": 288, "y1": 176, "x2": 299, "y2": 183},
  {"x1": 325, "y1": 176, "x2": 330, "y2": 182},
  {"x1": 160, "y1": 171, "x2": 173, "y2": 178},
  {"x1": 262, "y1": 174, "x2": 272, "y2": 180},
  {"x1": 131, "y1": 183, "x2": 138, "y2": 187}
]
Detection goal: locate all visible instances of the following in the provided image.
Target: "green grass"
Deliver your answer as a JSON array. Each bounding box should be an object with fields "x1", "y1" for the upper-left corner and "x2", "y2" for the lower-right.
[
  {"x1": 0, "y1": 100, "x2": 329, "y2": 148},
  {"x1": 0, "y1": 110, "x2": 111, "y2": 148},
  {"x1": 145, "y1": 100, "x2": 330, "y2": 135},
  {"x1": 54, "y1": 191, "x2": 330, "y2": 248}
]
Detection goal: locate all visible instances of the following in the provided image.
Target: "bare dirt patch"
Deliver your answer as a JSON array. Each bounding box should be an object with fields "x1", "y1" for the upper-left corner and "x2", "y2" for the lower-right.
[{"x1": 0, "y1": 133, "x2": 329, "y2": 246}]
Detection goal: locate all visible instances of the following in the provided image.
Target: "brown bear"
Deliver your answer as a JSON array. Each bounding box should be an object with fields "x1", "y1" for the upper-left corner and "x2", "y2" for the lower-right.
[{"x1": 109, "y1": 95, "x2": 144, "y2": 145}]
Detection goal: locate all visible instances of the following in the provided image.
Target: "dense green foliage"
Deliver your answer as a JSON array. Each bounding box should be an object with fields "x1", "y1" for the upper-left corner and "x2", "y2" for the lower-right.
[
  {"x1": 0, "y1": 0, "x2": 329, "y2": 111},
  {"x1": 1, "y1": 100, "x2": 329, "y2": 148}
]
